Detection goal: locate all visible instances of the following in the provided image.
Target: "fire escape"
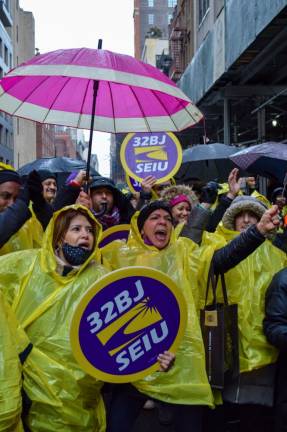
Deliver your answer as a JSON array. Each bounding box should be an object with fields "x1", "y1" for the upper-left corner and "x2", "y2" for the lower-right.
[{"x1": 169, "y1": 26, "x2": 186, "y2": 82}]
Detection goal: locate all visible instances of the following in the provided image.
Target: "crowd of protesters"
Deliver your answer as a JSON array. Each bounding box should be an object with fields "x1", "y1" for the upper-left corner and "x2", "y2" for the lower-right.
[{"x1": 1, "y1": 161, "x2": 287, "y2": 432}]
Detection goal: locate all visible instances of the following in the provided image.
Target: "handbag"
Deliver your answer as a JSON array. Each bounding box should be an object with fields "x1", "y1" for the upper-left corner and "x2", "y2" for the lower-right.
[{"x1": 200, "y1": 264, "x2": 239, "y2": 389}]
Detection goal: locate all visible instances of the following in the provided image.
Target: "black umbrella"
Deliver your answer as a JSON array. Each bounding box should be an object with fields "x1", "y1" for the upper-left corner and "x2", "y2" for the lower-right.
[
  {"x1": 175, "y1": 143, "x2": 239, "y2": 183},
  {"x1": 230, "y1": 142, "x2": 287, "y2": 182},
  {"x1": 18, "y1": 157, "x2": 99, "y2": 188}
]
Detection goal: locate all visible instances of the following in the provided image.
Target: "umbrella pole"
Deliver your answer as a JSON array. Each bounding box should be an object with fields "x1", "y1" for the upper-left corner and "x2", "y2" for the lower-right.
[{"x1": 85, "y1": 39, "x2": 102, "y2": 191}]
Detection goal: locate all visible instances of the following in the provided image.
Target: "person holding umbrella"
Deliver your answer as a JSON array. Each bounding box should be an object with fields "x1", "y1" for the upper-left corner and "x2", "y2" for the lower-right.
[{"x1": 54, "y1": 172, "x2": 135, "y2": 229}]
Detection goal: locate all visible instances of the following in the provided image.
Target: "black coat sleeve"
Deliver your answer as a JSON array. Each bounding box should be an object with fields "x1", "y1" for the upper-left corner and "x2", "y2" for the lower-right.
[
  {"x1": 180, "y1": 205, "x2": 211, "y2": 244},
  {"x1": 0, "y1": 199, "x2": 31, "y2": 248},
  {"x1": 118, "y1": 196, "x2": 135, "y2": 224},
  {"x1": 264, "y1": 269, "x2": 287, "y2": 352},
  {"x1": 206, "y1": 195, "x2": 233, "y2": 232},
  {"x1": 32, "y1": 201, "x2": 54, "y2": 230},
  {"x1": 53, "y1": 184, "x2": 81, "y2": 211},
  {"x1": 212, "y1": 224, "x2": 265, "y2": 274}
]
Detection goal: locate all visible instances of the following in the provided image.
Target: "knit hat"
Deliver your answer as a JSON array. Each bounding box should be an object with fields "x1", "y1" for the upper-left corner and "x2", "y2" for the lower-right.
[
  {"x1": 161, "y1": 184, "x2": 197, "y2": 208},
  {"x1": 0, "y1": 169, "x2": 22, "y2": 185},
  {"x1": 137, "y1": 200, "x2": 173, "y2": 233},
  {"x1": 222, "y1": 195, "x2": 267, "y2": 231},
  {"x1": 37, "y1": 169, "x2": 57, "y2": 182}
]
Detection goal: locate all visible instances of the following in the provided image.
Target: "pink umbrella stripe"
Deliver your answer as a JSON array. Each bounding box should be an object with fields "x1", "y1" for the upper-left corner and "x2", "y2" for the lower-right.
[{"x1": 21, "y1": 48, "x2": 177, "y2": 87}]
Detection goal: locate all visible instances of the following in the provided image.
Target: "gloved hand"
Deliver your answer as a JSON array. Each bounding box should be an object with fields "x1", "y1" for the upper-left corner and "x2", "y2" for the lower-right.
[
  {"x1": 200, "y1": 181, "x2": 221, "y2": 204},
  {"x1": 17, "y1": 181, "x2": 30, "y2": 206},
  {"x1": 27, "y1": 170, "x2": 46, "y2": 208}
]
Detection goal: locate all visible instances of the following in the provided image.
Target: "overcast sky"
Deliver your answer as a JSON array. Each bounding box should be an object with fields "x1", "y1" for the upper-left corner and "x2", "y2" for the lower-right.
[{"x1": 20, "y1": 0, "x2": 135, "y2": 176}]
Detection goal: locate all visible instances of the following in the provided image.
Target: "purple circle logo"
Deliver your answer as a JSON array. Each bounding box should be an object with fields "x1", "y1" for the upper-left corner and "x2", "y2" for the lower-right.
[
  {"x1": 98, "y1": 224, "x2": 130, "y2": 248},
  {"x1": 120, "y1": 132, "x2": 182, "y2": 183},
  {"x1": 70, "y1": 267, "x2": 187, "y2": 382}
]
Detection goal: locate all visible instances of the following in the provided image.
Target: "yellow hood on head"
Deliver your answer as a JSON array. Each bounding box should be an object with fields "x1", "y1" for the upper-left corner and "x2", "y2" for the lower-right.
[{"x1": 40, "y1": 204, "x2": 102, "y2": 282}]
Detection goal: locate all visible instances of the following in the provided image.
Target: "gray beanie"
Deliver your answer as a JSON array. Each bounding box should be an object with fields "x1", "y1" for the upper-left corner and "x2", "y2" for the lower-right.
[{"x1": 222, "y1": 195, "x2": 267, "y2": 231}]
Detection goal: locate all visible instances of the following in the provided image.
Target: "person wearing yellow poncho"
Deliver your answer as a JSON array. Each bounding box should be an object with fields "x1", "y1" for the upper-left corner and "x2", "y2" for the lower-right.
[
  {"x1": 0, "y1": 291, "x2": 27, "y2": 432},
  {"x1": 0, "y1": 205, "x2": 110, "y2": 432},
  {"x1": 101, "y1": 199, "x2": 279, "y2": 432},
  {"x1": 212, "y1": 195, "x2": 287, "y2": 431},
  {"x1": 0, "y1": 166, "x2": 45, "y2": 255}
]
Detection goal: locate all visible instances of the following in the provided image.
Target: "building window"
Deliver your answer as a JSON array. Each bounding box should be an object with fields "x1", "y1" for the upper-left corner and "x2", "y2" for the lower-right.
[
  {"x1": 5, "y1": 129, "x2": 8, "y2": 147},
  {"x1": 148, "y1": 14, "x2": 154, "y2": 25},
  {"x1": 4, "y1": 46, "x2": 8, "y2": 65},
  {"x1": 148, "y1": 0, "x2": 154, "y2": 6},
  {"x1": 198, "y1": 0, "x2": 210, "y2": 24},
  {"x1": 168, "y1": 14, "x2": 173, "y2": 23},
  {"x1": 168, "y1": 0, "x2": 177, "y2": 7}
]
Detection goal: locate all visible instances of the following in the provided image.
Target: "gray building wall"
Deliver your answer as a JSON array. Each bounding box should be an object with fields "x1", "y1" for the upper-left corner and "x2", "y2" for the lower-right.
[
  {"x1": 180, "y1": 0, "x2": 287, "y2": 104},
  {"x1": 0, "y1": 3, "x2": 13, "y2": 164},
  {"x1": 12, "y1": 1, "x2": 36, "y2": 169}
]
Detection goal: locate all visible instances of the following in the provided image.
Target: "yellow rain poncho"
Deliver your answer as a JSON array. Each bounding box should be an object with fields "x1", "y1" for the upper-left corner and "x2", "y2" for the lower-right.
[
  {"x1": 0, "y1": 292, "x2": 24, "y2": 432},
  {"x1": 101, "y1": 212, "x2": 223, "y2": 407},
  {"x1": 0, "y1": 209, "x2": 43, "y2": 256},
  {"x1": 0, "y1": 205, "x2": 109, "y2": 432},
  {"x1": 214, "y1": 222, "x2": 287, "y2": 372}
]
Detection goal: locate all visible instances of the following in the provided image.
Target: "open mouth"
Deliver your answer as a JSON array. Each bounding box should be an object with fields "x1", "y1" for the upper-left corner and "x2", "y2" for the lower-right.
[
  {"x1": 78, "y1": 241, "x2": 90, "y2": 249},
  {"x1": 154, "y1": 229, "x2": 167, "y2": 242}
]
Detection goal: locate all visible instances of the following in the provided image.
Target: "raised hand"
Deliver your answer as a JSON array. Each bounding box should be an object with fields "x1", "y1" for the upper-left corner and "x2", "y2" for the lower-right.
[
  {"x1": 141, "y1": 175, "x2": 157, "y2": 193},
  {"x1": 76, "y1": 190, "x2": 91, "y2": 209},
  {"x1": 227, "y1": 168, "x2": 242, "y2": 199},
  {"x1": 257, "y1": 205, "x2": 280, "y2": 236}
]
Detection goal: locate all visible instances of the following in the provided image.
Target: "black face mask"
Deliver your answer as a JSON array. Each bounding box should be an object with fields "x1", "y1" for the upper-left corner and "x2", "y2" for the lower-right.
[{"x1": 62, "y1": 243, "x2": 92, "y2": 266}]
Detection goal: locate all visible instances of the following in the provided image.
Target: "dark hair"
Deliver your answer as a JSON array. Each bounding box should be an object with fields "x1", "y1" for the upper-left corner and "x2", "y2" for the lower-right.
[{"x1": 52, "y1": 208, "x2": 97, "y2": 250}]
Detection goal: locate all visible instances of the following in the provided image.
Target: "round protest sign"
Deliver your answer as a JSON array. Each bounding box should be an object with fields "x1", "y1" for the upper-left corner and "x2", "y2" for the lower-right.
[
  {"x1": 70, "y1": 267, "x2": 187, "y2": 383},
  {"x1": 126, "y1": 174, "x2": 141, "y2": 193},
  {"x1": 98, "y1": 224, "x2": 130, "y2": 248},
  {"x1": 120, "y1": 132, "x2": 182, "y2": 183}
]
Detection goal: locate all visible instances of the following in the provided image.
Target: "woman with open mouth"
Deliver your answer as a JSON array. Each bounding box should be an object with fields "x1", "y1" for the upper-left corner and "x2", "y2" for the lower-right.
[
  {"x1": 102, "y1": 199, "x2": 280, "y2": 432},
  {"x1": 0, "y1": 205, "x2": 109, "y2": 432}
]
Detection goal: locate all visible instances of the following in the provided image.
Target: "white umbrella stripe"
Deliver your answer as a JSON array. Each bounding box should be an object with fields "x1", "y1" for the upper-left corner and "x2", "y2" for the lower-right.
[{"x1": 7, "y1": 64, "x2": 191, "y2": 102}]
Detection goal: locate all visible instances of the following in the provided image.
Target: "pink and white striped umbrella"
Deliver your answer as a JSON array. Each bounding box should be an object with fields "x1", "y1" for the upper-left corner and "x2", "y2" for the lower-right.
[{"x1": 0, "y1": 48, "x2": 202, "y2": 133}]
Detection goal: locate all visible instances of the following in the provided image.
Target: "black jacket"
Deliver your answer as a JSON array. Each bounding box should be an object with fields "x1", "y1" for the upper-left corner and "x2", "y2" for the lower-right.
[
  {"x1": 0, "y1": 199, "x2": 31, "y2": 249},
  {"x1": 264, "y1": 269, "x2": 287, "y2": 352},
  {"x1": 212, "y1": 224, "x2": 265, "y2": 274},
  {"x1": 264, "y1": 269, "x2": 287, "y2": 431}
]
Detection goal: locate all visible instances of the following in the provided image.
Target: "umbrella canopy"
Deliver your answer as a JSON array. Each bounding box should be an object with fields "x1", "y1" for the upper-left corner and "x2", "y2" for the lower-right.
[
  {"x1": 175, "y1": 143, "x2": 239, "y2": 182},
  {"x1": 18, "y1": 156, "x2": 99, "y2": 176},
  {"x1": 230, "y1": 142, "x2": 287, "y2": 182},
  {"x1": 0, "y1": 48, "x2": 203, "y2": 134},
  {"x1": 18, "y1": 156, "x2": 99, "y2": 189}
]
